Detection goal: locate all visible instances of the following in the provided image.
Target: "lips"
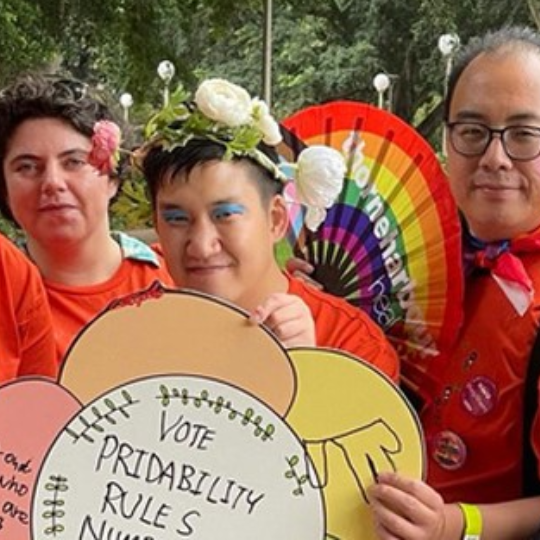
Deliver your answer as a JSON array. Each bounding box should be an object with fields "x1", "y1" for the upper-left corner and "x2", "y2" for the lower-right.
[
  {"x1": 472, "y1": 183, "x2": 521, "y2": 202},
  {"x1": 186, "y1": 264, "x2": 229, "y2": 274},
  {"x1": 475, "y1": 184, "x2": 517, "y2": 191},
  {"x1": 472, "y1": 172, "x2": 520, "y2": 192},
  {"x1": 38, "y1": 202, "x2": 77, "y2": 212}
]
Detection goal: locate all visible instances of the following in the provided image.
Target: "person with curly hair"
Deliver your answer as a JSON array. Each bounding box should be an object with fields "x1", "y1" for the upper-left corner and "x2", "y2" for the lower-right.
[{"x1": 0, "y1": 74, "x2": 173, "y2": 363}]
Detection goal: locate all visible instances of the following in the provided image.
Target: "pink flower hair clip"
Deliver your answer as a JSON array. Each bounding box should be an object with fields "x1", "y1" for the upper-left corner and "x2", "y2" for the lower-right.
[{"x1": 88, "y1": 120, "x2": 121, "y2": 175}]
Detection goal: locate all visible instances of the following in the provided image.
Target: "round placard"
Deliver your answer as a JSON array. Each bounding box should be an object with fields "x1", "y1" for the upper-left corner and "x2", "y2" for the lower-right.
[{"x1": 32, "y1": 375, "x2": 325, "y2": 539}]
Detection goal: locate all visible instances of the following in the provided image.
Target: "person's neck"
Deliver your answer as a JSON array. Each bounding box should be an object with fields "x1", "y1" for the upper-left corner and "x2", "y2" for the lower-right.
[
  {"x1": 463, "y1": 220, "x2": 507, "y2": 247},
  {"x1": 26, "y1": 232, "x2": 122, "y2": 287}
]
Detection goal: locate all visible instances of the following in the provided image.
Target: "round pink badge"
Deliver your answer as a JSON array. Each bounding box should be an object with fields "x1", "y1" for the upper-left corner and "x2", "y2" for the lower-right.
[{"x1": 460, "y1": 376, "x2": 498, "y2": 417}]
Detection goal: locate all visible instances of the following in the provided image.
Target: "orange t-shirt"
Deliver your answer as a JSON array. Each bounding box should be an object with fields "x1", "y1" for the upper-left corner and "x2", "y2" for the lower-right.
[
  {"x1": 0, "y1": 235, "x2": 57, "y2": 382},
  {"x1": 45, "y1": 233, "x2": 174, "y2": 363},
  {"x1": 287, "y1": 274, "x2": 399, "y2": 381}
]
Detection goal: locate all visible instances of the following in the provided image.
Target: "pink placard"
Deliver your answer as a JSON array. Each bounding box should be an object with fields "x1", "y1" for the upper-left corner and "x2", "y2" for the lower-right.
[{"x1": 0, "y1": 378, "x2": 80, "y2": 539}]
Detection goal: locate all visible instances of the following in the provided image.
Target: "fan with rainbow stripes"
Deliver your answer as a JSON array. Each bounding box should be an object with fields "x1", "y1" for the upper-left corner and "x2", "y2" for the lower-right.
[{"x1": 280, "y1": 101, "x2": 463, "y2": 381}]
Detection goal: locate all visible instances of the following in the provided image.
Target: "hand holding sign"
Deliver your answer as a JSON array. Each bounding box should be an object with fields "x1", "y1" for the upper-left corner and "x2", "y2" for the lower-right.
[{"x1": 286, "y1": 348, "x2": 424, "y2": 540}]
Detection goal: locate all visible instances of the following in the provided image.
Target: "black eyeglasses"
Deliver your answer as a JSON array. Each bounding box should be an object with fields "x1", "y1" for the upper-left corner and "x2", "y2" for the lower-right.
[{"x1": 446, "y1": 121, "x2": 540, "y2": 161}]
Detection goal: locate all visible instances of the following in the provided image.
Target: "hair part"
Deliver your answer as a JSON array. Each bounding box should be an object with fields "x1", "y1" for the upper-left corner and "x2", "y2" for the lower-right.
[
  {"x1": 142, "y1": 138, "x2": 284, "y2": 209},
  {"x1": 445, "y1": 26, "x2": 540, "y2": 120}
]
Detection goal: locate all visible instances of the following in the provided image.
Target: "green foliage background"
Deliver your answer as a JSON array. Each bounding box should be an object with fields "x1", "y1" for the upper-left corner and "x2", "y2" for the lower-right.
[{"x1": 0, "y1": 0, "x2": 538, "y2": 234}]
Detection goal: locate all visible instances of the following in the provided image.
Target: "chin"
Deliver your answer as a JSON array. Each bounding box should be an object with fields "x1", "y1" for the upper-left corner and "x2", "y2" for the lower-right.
[
  {"x1": 182, "y1": 279, "x2": 225, "y2": 300},
  {"x1": 34, "y1": 230, "x2": 79, "y2": 245},
  {"x1": 472, "y1": 221, "x2": 527, "y2": 242}
]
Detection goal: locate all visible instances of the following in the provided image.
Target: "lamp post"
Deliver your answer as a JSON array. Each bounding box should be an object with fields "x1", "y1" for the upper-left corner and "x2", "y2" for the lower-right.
[
  {"x1": 373, "y1": 73, "x2": 399, "y2": 112},
  {"x1": 373, "y1": 73, "x2": 390, "y2": 109},
  {"x1": 438, "y1": 33, "x2": 460, "y2": 95},
  {"x1": 262, "y1": 0, "x2": 273, "y2": 107},
  {"x1": 438, "y1": 33, "x2": 460, "y2": 152},
  {"x1": 119, "y1": 92, "x2": 133, "y2": 123},
  {"x1": 386, "y1": 74, "x2": 399, "y2": 113},
  {"x1": 157, "y1": 60, "x2": 176, "y2": 106}
]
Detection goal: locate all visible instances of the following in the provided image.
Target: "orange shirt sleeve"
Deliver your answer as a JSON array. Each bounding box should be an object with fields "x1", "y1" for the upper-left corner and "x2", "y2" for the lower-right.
[
  {"x1": 287, "y1": 274, "x2": 399, "y2": 381},
  {"x1": 0, "y1": 236, "x2": 57, "y2": 382}
]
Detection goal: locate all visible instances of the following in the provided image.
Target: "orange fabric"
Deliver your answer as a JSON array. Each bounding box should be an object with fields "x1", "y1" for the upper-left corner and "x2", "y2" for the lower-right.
[
  {"x1": 420, "y1": 252, "x2": 540, "y2": 502},
  {"x1": 287, "y1": 274, "x2": 399, "y2": 381},
  {"x1": 47, "y1": 255, "x2": 173, "y2": 364},
  {"x1": 0, "y1": 235, "x2": 57, "y2": 382}
]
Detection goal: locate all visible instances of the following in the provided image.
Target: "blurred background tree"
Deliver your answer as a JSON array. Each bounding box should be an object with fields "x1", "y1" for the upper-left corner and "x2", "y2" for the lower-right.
[{"x1": 0, "y1": 0, "x2": 537, "y2": 233}]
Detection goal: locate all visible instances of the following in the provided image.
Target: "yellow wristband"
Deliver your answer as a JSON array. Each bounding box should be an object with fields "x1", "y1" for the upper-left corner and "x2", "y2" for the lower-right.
[{"x1": 458, "y1": 503, "x2": 482, "y2": 540}]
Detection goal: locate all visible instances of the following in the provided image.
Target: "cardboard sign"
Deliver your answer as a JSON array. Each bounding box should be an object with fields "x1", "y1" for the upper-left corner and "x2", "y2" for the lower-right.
[
  {"x1": 286, "y1": 348, "x2": 424, "y2": 539},
  {"x1": 32, "y1": 375, "x2": 325, "y2": 539},
  {"x1": 60, "y1": 284, "x2": 295, "y2": 416},
  {"x1": 0, "y1": 379, "x2": 80, "y2": 539},
  {"x1": 0, "y1": 285, "x2": 425, "y2": 539}
]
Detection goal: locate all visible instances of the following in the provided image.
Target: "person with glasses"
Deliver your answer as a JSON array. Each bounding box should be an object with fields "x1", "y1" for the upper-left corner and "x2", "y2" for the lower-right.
[
  {"x1": 0, "y1": 74, "x2": 173, "y2": 364},
  {"x1": 368, "y1": 26, "x2": 540, "y2": 539},
  {"x1": 447, "y1": 122, "x2": 540, "y2": 163},
  {"x1": 0, "y1": 232, "x2": 57, "y2": 382}
]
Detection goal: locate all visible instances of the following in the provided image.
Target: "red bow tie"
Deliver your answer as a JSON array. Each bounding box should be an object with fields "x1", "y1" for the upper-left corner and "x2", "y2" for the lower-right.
[
  {"x1": 471, "y1": 234, "x2": 540, "y2": 292},
  {"x1": 474, "y1": 249, "x2": 532, "y2": 292}
]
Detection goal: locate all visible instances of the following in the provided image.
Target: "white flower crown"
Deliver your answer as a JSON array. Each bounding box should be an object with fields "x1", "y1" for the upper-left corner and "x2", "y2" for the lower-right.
[{"x1": 137, "y1": 78, "x2": 346, "y2": 231}]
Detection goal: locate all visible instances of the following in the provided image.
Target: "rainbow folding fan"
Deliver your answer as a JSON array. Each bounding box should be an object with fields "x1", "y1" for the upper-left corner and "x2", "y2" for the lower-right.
[{"x1": 280, "y1": 101, "x2": 463, "y2": 374}]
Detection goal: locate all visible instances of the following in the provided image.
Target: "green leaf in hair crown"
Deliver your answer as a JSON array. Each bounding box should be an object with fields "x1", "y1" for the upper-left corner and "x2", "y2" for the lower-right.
[
  {"x1": 141, "y1": 79, "x2": 282, "y2": 163},
  {"x1": 137, "y1": 78, "x2": 346, "y2": 232}
]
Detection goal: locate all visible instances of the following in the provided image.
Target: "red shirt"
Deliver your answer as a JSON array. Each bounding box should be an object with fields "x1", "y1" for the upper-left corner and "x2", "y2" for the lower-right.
[
  {"x1": 287, "y1": 274, "x2": 399, "y2": 381},
  {"x1": 420, "y1": 253, "x2": 540, "y2": 502},
  {"x1": 0, "y1": 235, "x2": 56, "y2": 382},
  {"x1": 45, "y1": 233, "x2": 173, "y2": 363}
]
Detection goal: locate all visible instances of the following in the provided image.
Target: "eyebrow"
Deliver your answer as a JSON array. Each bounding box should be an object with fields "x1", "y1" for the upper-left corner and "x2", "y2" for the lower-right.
[
  {"x1": 452, "y1": 110, "x2": 540, "y2": 124},
  {"x1": 211, "y1": 198, "x2": 242, "y2": 207},
  {"x1": 157, "y1": 200, "x2": 181, "y2": 211},
  {"x1": 8, "y1": 148, "x2": 90, "y2": 163},
  {"x1": 156, "y1": 196, "x2": 241, "y2": 209}
]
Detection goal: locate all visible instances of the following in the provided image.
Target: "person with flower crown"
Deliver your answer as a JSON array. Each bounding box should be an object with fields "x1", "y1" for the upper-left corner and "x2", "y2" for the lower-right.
[
  {"x1": 0, "y1": 73, "x2": 174, "y2": 363},
  {"x1": 0, "y1": 231, "x2": 57, "y2": 382},
  {"x1": 136, "y1": 78, "x2": 398, "y2": 378}
]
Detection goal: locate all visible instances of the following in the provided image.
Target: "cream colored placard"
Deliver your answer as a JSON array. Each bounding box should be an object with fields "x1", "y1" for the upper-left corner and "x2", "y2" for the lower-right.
[
  {"x1": 50, "y1": 284, "x2": 425, "y2": 540},
  {"x1": 32, "y1": 375, "x2": 326, "y2": 540}
]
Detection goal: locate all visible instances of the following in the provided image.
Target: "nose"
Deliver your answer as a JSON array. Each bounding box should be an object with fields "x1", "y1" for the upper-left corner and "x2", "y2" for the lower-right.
[
  {"x1": 185, "y1": 218, "x2": 220, "y2": 259},
  {"x1": 41, "y1": 161, "x2": 68, "y2": 193},
  {"x1": 479, "y1": 133, "x2": 513, "y2": 170}
]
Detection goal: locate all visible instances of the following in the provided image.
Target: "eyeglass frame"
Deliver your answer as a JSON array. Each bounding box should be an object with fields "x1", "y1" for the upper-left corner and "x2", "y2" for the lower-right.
[{"x1": 445, "y1": 121, "x2": 540, "y2": 162}]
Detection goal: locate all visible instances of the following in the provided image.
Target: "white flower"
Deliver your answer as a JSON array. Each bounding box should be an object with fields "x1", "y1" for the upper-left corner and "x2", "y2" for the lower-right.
[
  {"x1": 304, "y1": 207, "x2": 328, "y2": 233},
  {"x1": 294, "y1": 145, "x2": 346, "y2": 231},
  {"x1": 258, "y1": 114, "x2": 283, "y2": 146},
  {"x1": 251, "y1": 98, "x2": 282, "y2": 146},
  {"x1": 195, "y1": 79, "x2": 252, "y2": 127}
]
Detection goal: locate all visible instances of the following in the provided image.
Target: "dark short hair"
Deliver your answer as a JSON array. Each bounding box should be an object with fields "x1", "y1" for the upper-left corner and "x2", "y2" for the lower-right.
[
  {"x1": 0, "y1": 73, "x2": 118, "y2": 222},
  {"x1": 445, "y1": 26, "x2": 540, "y2": 120},
  {"x1": 141, "y1": 138, "x2": 284, "y2": 209}
]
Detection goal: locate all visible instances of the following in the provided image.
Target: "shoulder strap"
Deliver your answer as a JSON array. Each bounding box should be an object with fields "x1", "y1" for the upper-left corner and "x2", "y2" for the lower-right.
[{"x1": 522, "y1": 329, "x2": 540, "y2": 496}]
